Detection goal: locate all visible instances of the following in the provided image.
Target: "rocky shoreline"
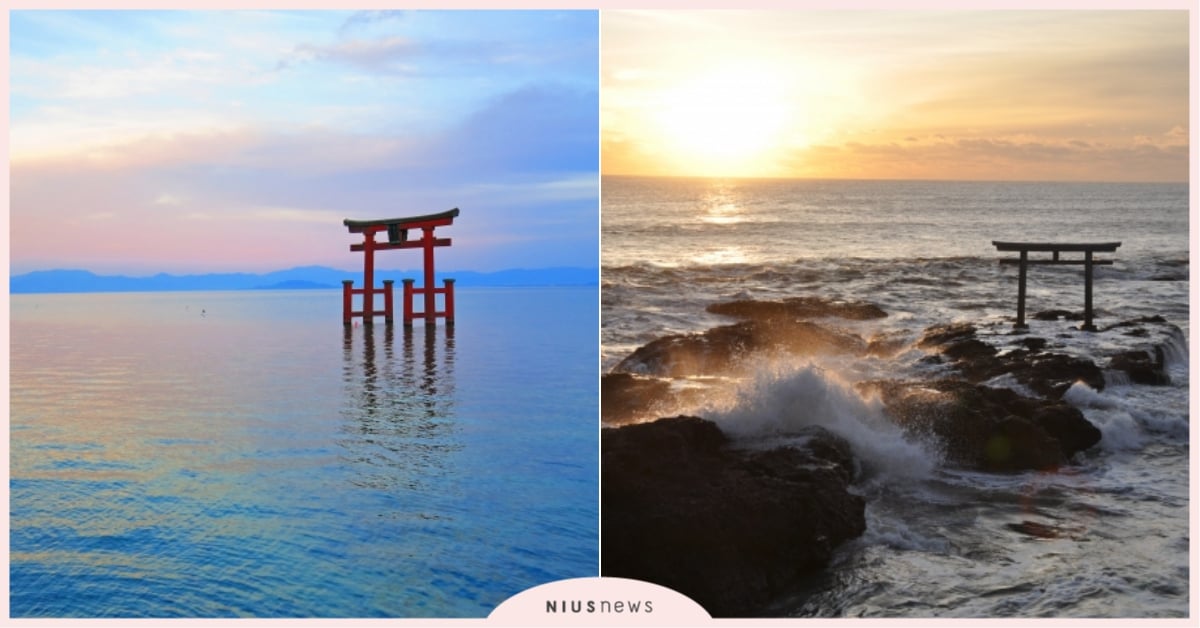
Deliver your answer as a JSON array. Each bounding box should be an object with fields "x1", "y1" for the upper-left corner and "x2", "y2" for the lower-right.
[
  {"x1": 602, "y1": 416, "x2": 864, "y2": 617},
  {"x1": 601, "y1": 295, "x2": 1182, "y2": 616}
]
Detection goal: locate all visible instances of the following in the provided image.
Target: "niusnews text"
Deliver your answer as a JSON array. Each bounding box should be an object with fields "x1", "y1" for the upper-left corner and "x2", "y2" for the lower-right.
[{"x1": 545, "y1": 599, "x2": 654, "y2": 614}]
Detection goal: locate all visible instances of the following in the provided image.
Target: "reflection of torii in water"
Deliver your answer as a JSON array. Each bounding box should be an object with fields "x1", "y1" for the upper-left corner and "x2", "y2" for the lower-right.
[
  {"x1": 341, "y1": 322, "x2": 456, "y2": 422},
  {"x1": 338, "y1": 320, "x2": 459, "y2": 491},
  {"x1": 342, "y1": 209, "x2": 459, "y2": 327}
]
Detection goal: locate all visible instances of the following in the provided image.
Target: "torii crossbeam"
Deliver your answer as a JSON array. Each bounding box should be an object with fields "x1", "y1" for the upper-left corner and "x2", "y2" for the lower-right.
[{"x1": 343, "y1": 208, "x2": 459, "y2": 326}]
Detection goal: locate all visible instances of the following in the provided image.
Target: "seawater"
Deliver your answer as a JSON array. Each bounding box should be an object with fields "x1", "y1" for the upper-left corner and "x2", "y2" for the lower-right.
[
  {"x1": 10, "y1": 287, "x2": 598, "y2": 618},
  {"x1": 602, "y1": 175, "x2": 1190, "y2": 617}
]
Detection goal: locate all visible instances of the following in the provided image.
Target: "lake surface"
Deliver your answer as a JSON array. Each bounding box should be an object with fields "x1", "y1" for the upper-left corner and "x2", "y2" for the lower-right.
[{"x1": 10, "y1": 287, "x2": 598, "y2": 617}]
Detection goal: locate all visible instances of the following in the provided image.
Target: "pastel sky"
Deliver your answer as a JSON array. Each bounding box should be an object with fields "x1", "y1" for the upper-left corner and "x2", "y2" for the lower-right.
[
  {"x1": 10, "y1": 10, "x2": 599, "y2": 275},
  {"x1": 602, "y1": 10, "x2": 1190, "y2": 181}
]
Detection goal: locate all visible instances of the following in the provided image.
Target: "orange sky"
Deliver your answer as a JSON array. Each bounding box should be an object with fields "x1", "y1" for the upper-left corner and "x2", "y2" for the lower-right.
[{"x1": 601, "y1": 10, "x2": 1190, "y2": 182}]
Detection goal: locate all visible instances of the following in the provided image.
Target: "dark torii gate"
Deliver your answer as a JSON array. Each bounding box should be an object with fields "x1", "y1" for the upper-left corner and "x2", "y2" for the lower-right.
[
  {"x1": 343, "y1": 208, "x2": 459, "y2": 327},
  {"x1": 992, "y1": 241, "x2": 1121, "y2": 332}
]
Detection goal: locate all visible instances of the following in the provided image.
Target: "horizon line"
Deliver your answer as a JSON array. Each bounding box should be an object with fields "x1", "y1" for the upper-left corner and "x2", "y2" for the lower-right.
[
  {"x1": 10, "y1": 264, "x2": 600, "y2": 279},
  {"x1": 599, "y1": 173, "x2": 1190, "y2": 185}
]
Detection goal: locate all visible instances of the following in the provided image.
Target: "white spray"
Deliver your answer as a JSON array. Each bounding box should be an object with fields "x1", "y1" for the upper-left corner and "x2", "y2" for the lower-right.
[{"x1": 702, "y1": 361, "x2": 939, "y2": 484}]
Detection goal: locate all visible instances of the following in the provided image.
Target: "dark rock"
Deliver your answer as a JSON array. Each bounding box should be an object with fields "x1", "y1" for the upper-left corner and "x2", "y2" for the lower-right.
[
  {"x1": 613, "y1": 320, "x2": 866, "y2": 378},
  {"x1": 862, "y1": 379, "x2": 1101, "y2": 472},
  {"x1": 613, "y1": 322, "x2": 759, "y2": 377},
  {"x1": 1108, "y1": 348, "x2": 1171, "y2": 385},
  {"x1": 706, "y1": 296, "x2": 888, "y2": 322},
  {"x1": 866, "y1": 331, "x2": 912, "y2": 358},
  {"x1": 1007, "y1": 521, "x2": 1065, "y2": 539},
  {"x1": 1018, "y1": 353, "x2": 1105, "y2": 398},
  {"x1": 1033, "y1": 309, "x2": 1082, "y2": 321},
  {"x1": 601, "y1": 373, "x2": 674, "y2": 425},
  {"x1": 918, "y1": 322, "x2": 998, "y2": 362},
  {"x1": 941, "y1": 338, "x2": 997, "y2": 361},
  {"x1": 1019, "y1": 337, "x2": 1048, "y2": 351},
  {"x1": 770, "y1": 320, "x2": 868, "y2": 357},
  {"x1": 917, "y1": 322, "x2": 978, "y2": 349},
  {"x1": 602, "y1": 416, "x2": 866, "y2": 617},
  {"x1": 1031, "y1": 403, "x2": 1103, "y2": 459},
  {"x1": 916, "y1": 322, "x2": 1104, "y2": 399},
  {"x1": 1107, "y1": 315, "x2": 1168, "y2": 327},
  {"x1": 988, "y1": 414, "x2": 1064, "y2": 471}
]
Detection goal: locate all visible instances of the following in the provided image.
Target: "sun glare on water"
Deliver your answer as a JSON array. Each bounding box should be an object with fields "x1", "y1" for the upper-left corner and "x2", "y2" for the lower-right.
[{"x1": 654, "y1": 63, "x2": 796, "y2": 178}]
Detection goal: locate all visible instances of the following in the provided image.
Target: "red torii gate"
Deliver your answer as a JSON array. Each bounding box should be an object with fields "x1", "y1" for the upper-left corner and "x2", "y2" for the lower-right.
[{"x1": 342, "y1": 208, "x2": 459, "y2": 327}]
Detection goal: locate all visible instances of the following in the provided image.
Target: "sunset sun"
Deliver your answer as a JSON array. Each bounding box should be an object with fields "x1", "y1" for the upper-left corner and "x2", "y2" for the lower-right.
[{"x1": 653, "y1": 63, "x2": 795, "y2": 176}]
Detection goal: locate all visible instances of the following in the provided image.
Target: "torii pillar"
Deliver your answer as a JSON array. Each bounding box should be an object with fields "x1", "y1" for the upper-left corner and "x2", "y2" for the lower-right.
[{"x1": 343, "y1": 208, "x2": 459, "y2": 327}]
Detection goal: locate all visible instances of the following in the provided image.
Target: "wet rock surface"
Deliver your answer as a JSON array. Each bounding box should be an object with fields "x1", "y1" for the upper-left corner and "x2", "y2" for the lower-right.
[
  {"x1": 1033, "y1": 309, "x2": 1083, "y2": 322},
  {"x1": 916, "y1": 322, "x2": 1104, "y2": 398},
  {"x1": 610, "y1": 297, "x2": 888, "y2": 378},
  {"x1": 861, "y1": 379, "x2": 1102, "y2": 472},
  {"x1": 916, "y1": 318, "x2": 1181, "y2": 396},
  {"x1": 706, "y1": 296, "x2": 889, "y2": 322},
  {"x1": 601, "y1": 372, "x2": 713, "y2": 425},
  {"x1": 612, "y1": 320, "x2": 867, "y2": 377},
  {"x1": 601, "y1": 372, "x2": 673, "y2": 425},
  {"x1": 611, "y1": 322, "x2": 759, "y2": 377},
  {"x1": 601, "y1": 296, "x2": 1184, "y2": 613},
  {"x1": 602, "y1": 416, "x2": 866, "y2": 617},
  {"x1": 1107, "y1": 348, "x2": 1171, "y2": 385},
  {"x1": 602, "y1": 314, "x2": 1159, "y2": 473}
]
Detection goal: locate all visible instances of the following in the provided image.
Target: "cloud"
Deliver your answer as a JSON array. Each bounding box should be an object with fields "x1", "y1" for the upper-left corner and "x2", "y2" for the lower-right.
[
  {"x1": 429, "y1": 83, "x2": 599, "y2": 177},
  {"x1": 338, "y1": 10, "x2": 408, "y2": 36},
  {"x1": 283, "y1": 36, "x2": 420, "y2": 75},
  {"x1": 782, "y1": 134, "x2": 1188, "y2": 182},
  {"x1": 10, "y1": 11, "x2": 600, "y2": 274},
  {"x1": 11, "y1": 80, "x2": 601, "y2": 274},
  {"x1": 1140, "y1": 126, "x2": 1188, "y2": 147},
  {"x1": 239, "y1": 206, "x2": 345, "y2": 224}
]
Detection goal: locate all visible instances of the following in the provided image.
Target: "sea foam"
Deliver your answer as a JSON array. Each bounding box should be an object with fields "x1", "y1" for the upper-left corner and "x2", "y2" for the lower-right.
[{"x1": 704, "y1": 362, "x2": 938, "y2": 483}]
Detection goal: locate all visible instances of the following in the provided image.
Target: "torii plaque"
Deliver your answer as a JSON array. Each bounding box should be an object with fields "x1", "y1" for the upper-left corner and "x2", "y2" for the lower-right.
[{"x1": 343, "y1": 208, "x2": 459, "y2": 327}]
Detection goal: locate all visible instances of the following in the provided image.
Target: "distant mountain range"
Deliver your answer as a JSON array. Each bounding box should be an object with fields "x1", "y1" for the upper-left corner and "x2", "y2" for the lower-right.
[{"x1": 9, "y1": 265, "x2": 598, "y2": 294}]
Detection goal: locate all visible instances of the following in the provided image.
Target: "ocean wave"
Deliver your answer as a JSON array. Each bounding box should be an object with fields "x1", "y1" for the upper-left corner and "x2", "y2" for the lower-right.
[{"x1": 702, "y1": 363, "x2": 939, "y2": 484}]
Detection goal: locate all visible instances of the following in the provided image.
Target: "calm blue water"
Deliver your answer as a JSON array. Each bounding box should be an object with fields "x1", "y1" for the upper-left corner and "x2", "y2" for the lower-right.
[
  {"x1": 602, "y1": 175, "x2": 1189, "y2": 617},
  {"x1": 10, "y1": 287, "x2": 598, "y2": 617}
]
